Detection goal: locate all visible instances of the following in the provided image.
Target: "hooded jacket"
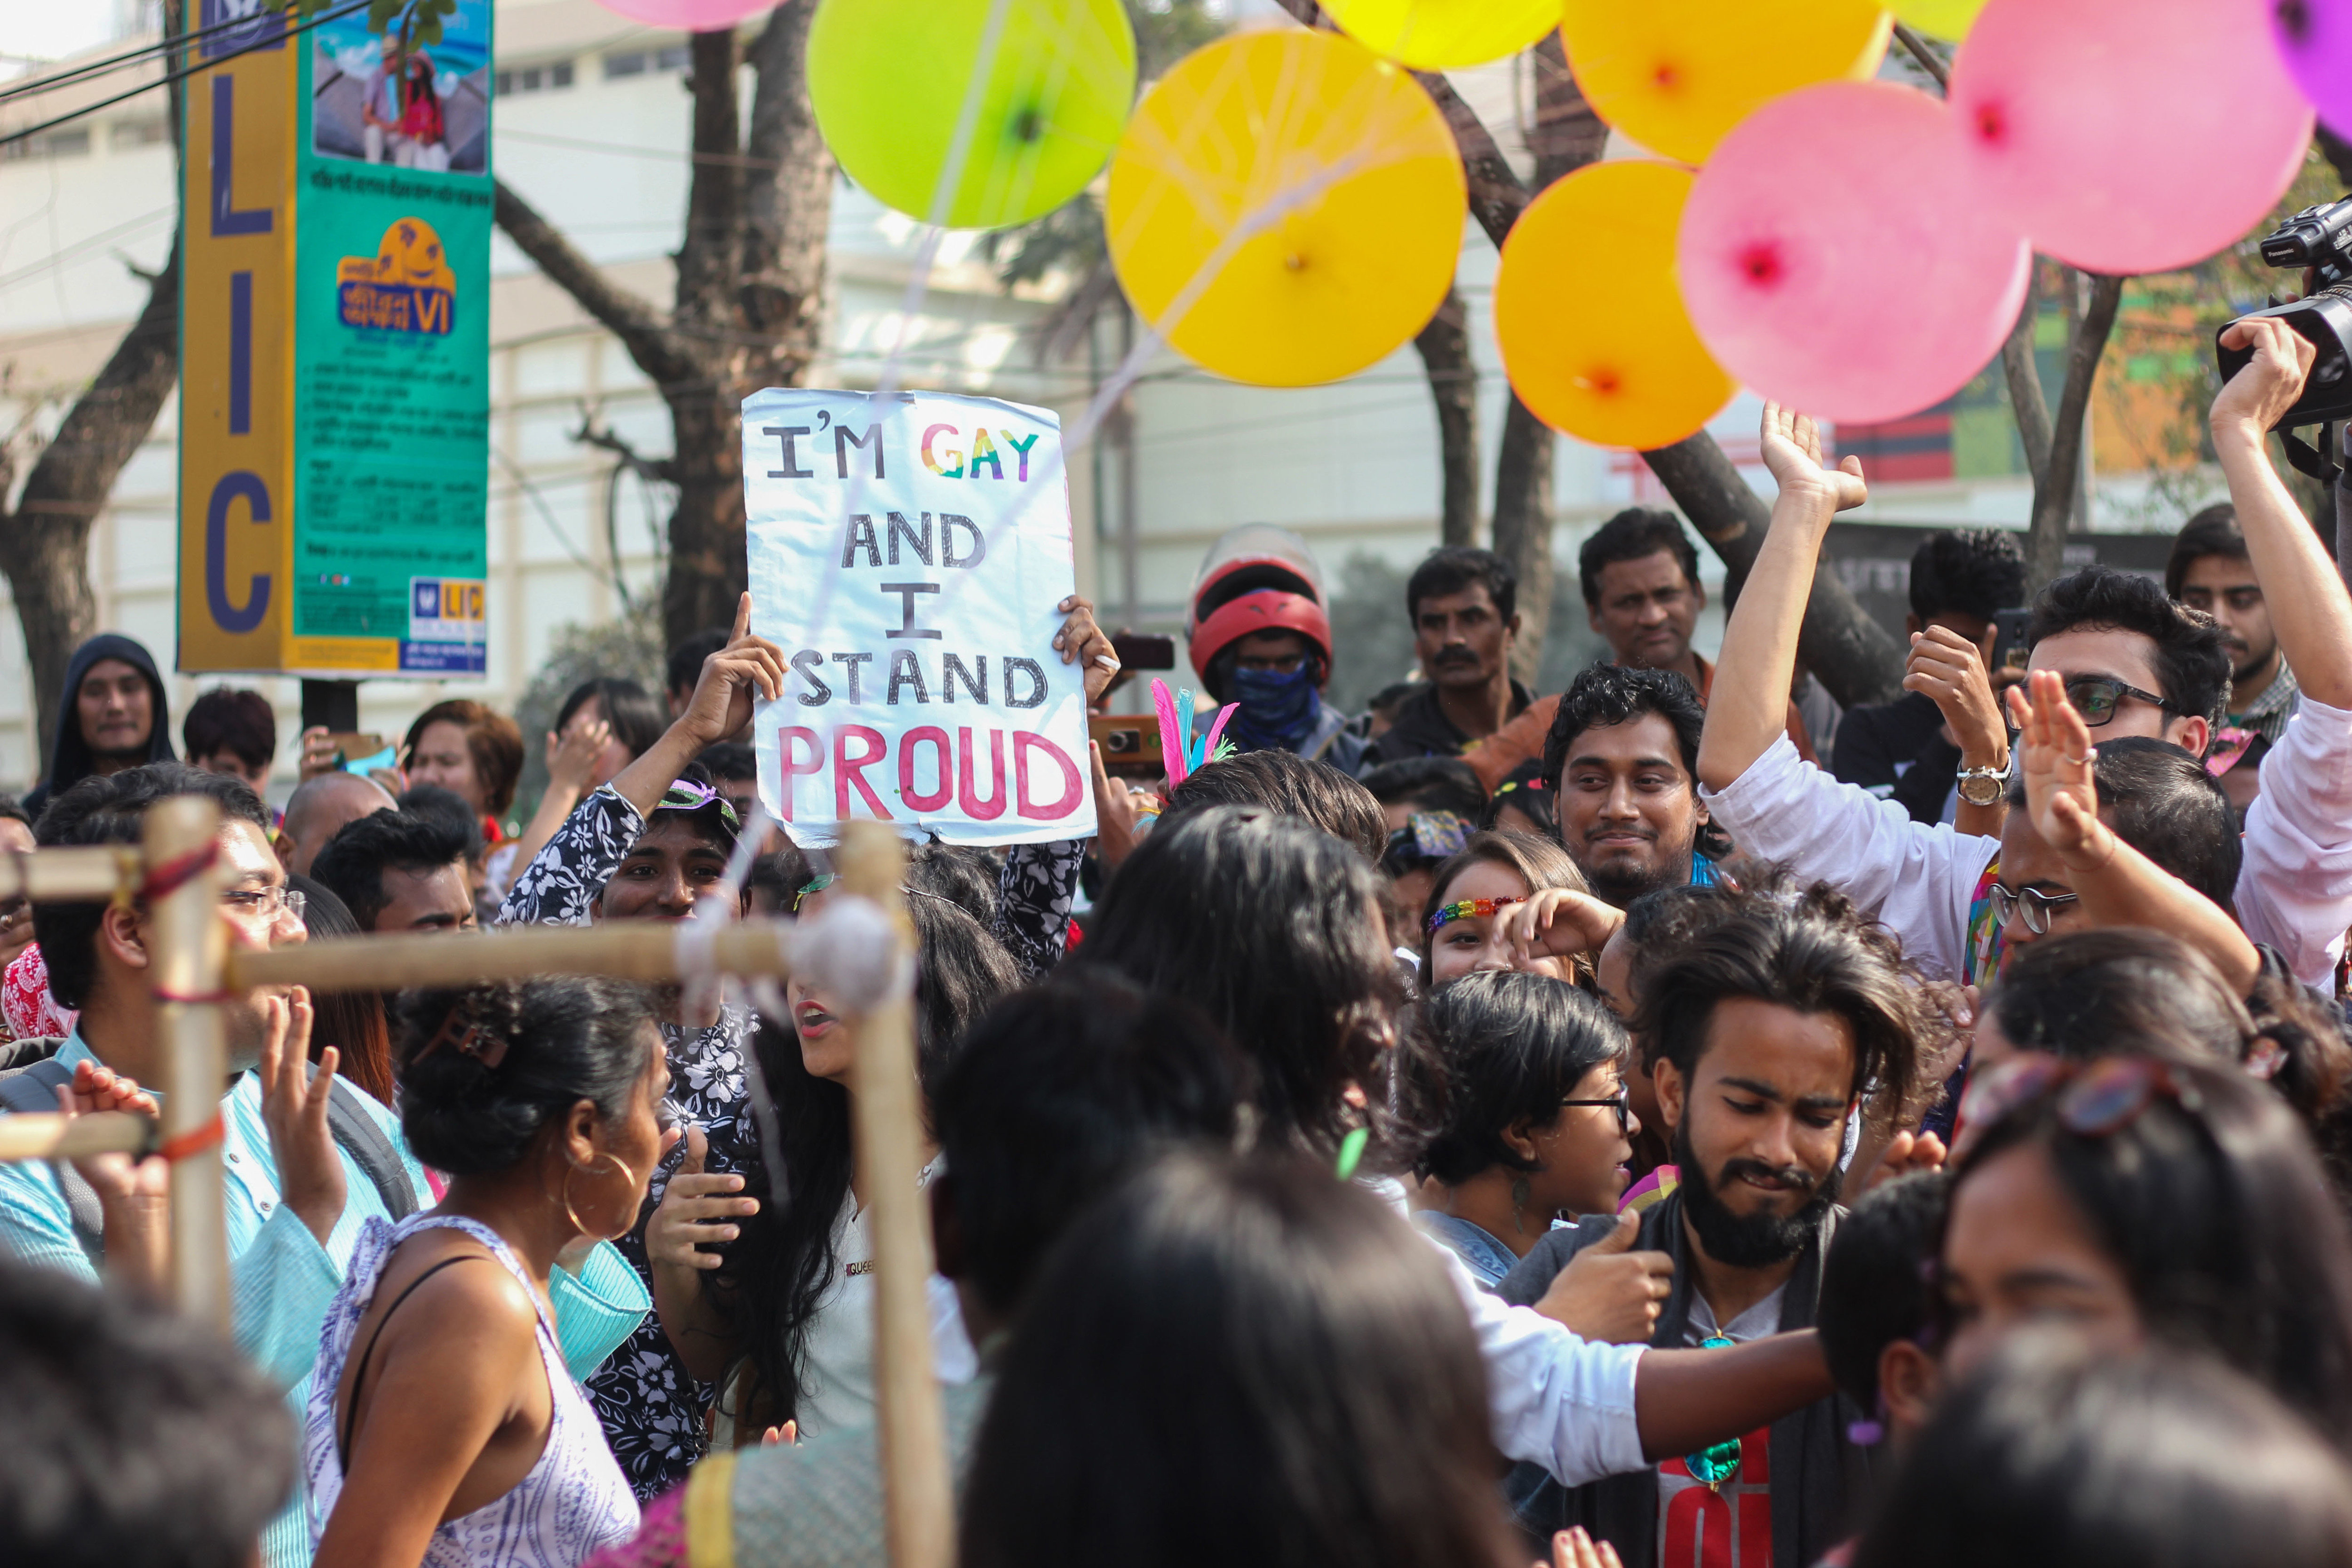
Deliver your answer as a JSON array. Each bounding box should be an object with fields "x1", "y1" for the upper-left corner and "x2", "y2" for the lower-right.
[{"x1": 24, "y1": 634, "x2": 175, "y2": 819}]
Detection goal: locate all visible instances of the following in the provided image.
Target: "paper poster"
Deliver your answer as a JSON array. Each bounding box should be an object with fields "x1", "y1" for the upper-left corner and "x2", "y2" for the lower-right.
[{"x1": 742, "y1": 390, "x2": 1094, "y2": 847}]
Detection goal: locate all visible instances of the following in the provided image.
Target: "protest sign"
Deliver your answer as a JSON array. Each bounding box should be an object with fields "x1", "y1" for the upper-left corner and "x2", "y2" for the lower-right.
[{"x1": 743, "y1": 390, "x2": 1095, "y2": 847}]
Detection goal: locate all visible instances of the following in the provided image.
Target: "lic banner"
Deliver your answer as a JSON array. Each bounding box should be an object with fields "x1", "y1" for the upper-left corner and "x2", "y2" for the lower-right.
[
  {"x1": 743, "y1": 390, "x2": 1095, "y2": 848},
  {"x1": 179, "y1": 0, "x2": 491, "y2": 678}
]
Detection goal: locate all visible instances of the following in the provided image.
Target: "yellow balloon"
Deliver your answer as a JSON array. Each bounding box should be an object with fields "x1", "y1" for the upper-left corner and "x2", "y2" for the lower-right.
[
  {"x1": 1106, "y1": 30, "x2": 1467, "y2": 388},
  {"x1": 1319, "y1": 0, "x2": 1560, "y2": 70},
  {"x1": 1560, "y1": 0, "x2": 1893, "y2": 166},
  {"x1": 1892, "y1": 0, "x2": 1985, "y2": 40},
  {"x1": 1492, "y1": 160, "x2": 1733, "y2": 450}
]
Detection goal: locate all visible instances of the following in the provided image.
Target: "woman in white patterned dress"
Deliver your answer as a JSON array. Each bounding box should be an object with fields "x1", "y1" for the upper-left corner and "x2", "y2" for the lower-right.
[{"x1": 305, "y1": 978, "x2": 668, "y2": 1568}]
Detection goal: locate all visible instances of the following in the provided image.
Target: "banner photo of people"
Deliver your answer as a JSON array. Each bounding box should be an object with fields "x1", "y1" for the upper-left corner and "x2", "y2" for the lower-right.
[{"x1": 743, "y1": 389, "x2": 1094, "y2": 847}]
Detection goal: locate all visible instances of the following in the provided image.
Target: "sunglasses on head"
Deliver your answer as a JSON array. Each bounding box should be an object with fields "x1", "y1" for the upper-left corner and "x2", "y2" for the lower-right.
[
  {"x1": 1950, "y1": 1051, "x2": 2204, "y2": 1167},
  {"x1": 2063, "y1": 675, "x2": 2177, "y2": 728},
  {"x1": 654, "y1": 778, "x2": 742, "y2": 833}
]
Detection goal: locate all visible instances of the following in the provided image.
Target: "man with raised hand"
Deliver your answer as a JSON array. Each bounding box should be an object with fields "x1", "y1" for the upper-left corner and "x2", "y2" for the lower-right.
[{"x1": 1696, "y1": 340, "x2": 2352, "y2": 989}]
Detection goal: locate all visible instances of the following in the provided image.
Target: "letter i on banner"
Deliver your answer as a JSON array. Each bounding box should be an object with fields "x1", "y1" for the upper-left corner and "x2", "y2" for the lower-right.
[{"x1": 740, "y1": 391, "x2": 1095, "y2": 847}]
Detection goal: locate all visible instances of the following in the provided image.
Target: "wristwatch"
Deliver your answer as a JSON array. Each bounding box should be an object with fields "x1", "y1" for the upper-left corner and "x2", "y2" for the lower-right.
[{"x1": 1956, "y1": 761, "x2": 2009, "y2": 808}]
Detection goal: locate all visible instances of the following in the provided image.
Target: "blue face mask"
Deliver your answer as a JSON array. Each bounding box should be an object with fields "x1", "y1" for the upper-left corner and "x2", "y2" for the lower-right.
[{"x1": 1225, "y1": 661, "x2": 1320, "y2": 754}]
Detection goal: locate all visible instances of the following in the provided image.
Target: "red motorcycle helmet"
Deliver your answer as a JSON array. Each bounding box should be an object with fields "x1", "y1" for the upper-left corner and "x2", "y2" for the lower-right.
[{"x1": 1187, "y1": 525, "x2": 1335, "y2": 697}]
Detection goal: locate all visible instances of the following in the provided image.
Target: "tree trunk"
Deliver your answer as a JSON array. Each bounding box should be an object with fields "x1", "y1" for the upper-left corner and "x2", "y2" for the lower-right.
[
  {"x1": 2026, "y1": 271, "x2": 2124, "y2": 589},
  {"x1": 497, "y1": 3, "x2": 834, "y2": 653},
  {"x1": 1413, "y1": 289, "x2": 1479, "y2": 547},
  {"x1": 2001, "y1": 269, "x2": 2053, "y2": 488}
]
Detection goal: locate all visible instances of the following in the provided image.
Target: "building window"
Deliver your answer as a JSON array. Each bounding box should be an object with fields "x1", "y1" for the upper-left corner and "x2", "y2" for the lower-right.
[
  {"x1": 111, "y1": 119, "x2": 172, "y2": 149},
  {"x1": 603, "y1": 45, "x2": 691, "y2": 79},
  {"x1": 493, "y1": 60, "x2": 575, "y2": 96}
]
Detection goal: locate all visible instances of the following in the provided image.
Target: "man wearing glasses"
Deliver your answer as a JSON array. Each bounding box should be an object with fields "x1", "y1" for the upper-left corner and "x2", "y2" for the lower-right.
[
  {"x1": 1693, "y1": 320, "x2": 2352, "y2": 992},
  {"x1": 0, "y1": 762, "x2": 649, "y2": 1568}
]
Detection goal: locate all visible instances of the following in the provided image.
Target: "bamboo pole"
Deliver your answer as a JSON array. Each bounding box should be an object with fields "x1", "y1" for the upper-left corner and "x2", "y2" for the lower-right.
[
  {"x1": 147, "y1": 796, "x2": 231, "y2": 1328},
  {"x1": 227, "y1": 919, "x2": 797, "y2": 994},
  {"x1": 0, "y1": 1111, "x2": 151, "y2": 1163},
  {"x1": 836, "y1": 822, "x2": 953, "y2": 1568},
  {"x1": 0, "y1": 844, "x2": 142, "y2": 902}
]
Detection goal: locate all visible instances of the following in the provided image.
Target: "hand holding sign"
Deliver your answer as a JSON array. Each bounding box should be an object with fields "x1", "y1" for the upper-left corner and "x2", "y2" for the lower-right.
[{"x1": 680, "y1": 594, "x2": 789, "y2": 750}]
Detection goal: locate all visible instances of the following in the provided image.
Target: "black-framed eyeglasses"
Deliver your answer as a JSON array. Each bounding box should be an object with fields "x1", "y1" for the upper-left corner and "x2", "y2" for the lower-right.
[
  {"x1": 2064, "y1": 675, "x2": 2176, "y2": 727},
  {"x1": 1990, "y1": 882, "x2": 2080, "y2": 935},
  {"x1": 1561, "y1": 1085, "x2": 1632, "y2": 1135}
]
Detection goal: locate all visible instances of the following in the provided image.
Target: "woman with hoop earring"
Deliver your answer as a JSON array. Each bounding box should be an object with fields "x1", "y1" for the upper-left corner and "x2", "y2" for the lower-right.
[{"x1": 306, "y1": 978, "x2": 671, "y2": 1568}]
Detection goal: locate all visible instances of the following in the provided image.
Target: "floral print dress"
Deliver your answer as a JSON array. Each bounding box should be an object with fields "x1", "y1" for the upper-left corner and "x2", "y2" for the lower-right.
[{"x1": 497, "y1": 787, "x2": 1079, "y2": 1499}]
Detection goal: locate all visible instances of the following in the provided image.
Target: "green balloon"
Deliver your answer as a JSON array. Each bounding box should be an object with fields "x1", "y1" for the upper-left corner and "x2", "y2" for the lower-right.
[{"x1": 809, "y1": 0, "x2": 1137, "y2": 231}]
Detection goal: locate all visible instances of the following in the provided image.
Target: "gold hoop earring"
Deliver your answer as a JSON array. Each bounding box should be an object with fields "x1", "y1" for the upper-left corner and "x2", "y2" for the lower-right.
[{"x1": 561, "y1": 1153, "x2": 640, "y2": 1242}]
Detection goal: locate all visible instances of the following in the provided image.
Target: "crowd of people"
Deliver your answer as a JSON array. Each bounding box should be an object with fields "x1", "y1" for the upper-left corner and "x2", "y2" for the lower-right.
[{"x1": 7, "y1": 319, "x2": 2352, "y2": 1568}]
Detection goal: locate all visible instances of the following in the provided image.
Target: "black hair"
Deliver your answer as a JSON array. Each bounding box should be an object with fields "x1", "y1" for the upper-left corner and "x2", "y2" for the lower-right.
[
  {"x1": 181, "y1": 688, "x2": 277, "y2": 772},
  {"x1": 1638, "y1": 882, "x2": 1923, "y2": 1116},
  {"x1": 1540, "y1": 663, "x2": 1706, "y2": 789},
  {"x1": 1163, "y1": 749, "x2": 1389, "y2": 863},
  {"x1": 2165, "y1": 502, "x2": 2249, "y2": 599},
  {"x1": 1908, "y1": 529, "x2": 2026, "y2": 624},
  {"x1": 1948, "y1": 1058, "x2": 2352, "y2": 1446},
  {"x1": 389, "y1": 978, "x2": 658, "y2": 1175},
  {"x1": 1480, "y1": 758, "x2": 1556, "y2": 838},
  {"x1": 1850, "y1": 1337, "x2": 2352, "y2": 1568},
  {"x1": 960, "y1": 1153, "x2": 1518, "y2": 1568},
  {"x1": 706, "y1": 890, "x2": 1017, "y2": 1431},
  {"x1": 1817, "y1": 1170, "x2": 1947, "y2": 1413},
  {"x1": 2002, "y1": 736, "x2": 2240, "y2": 906},
  {"x1": 555, "y1": 677, "x2": 668, "y2": 762},
  {"x1": 0, "y1": 1258, "x2": 295, "y2": 1568},
  {"x1": 933, "y1": 972, "x2": 1250, "y2": 1315},
  {"x1": 1612, "y1": 883, "x2": 1736, "y2": 1064},
  {"x1": 2026, "y1": 564, "x2": 2232, "y2": 731},
  {"x1": 1082, "y1": 807, "x2": 1398, "y2": 1160},
  {"x1": 1359, "y1": 756, "x2": 1486, "y2": 819},
  {"x1": 697, "y1": 740, "x2": 757, "y2": 783},
  {"x1": 285, "y1": 873, "x2": 395, "y2": 1105},
  {"x1": 309, "y1": 808, "x2": 475, "y2": 931},
  {"x1": 0, "y1": 795, "x2": 28, "y2": 830},
  {"x1": 1406, "y1": 545, "x2": 1517, "y2": 625},
  {"x1": 30, "y1": 763, "x2": 270, "y2": 1011},
  {"x1": 1366, "y1": 680, "x2": 1421, "y2": 718},
  {"x1": 903, "y1": 843, "x2": 1001, "y2": 933},
  {"x1": 1409, "y1": 971, "x2": 1628, "y2": 1186},
  {"x1": 667, "y1": 627, "x2": 732, "y2": 700},
  {"x1": 746, "y1": 848, "x2": 809, "y2": 918},
  {"x1": 394, "y1": 783, "x2": 486, "y2": 860},
  {"x1": 1578, "y1": 508, "x2": 1700, "y2": 608}
]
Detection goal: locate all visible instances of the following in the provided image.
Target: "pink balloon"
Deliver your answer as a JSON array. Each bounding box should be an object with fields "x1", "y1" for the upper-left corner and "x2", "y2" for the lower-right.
[
  {"x1": 2275, "y1": 0, "x2": 2352, "y2": 139},
  {"x1": 1948, "y1": 0, "x2": 2313, "y2": 275},
  {"x1": 588, "y1": 0, "x2": 778, "y2": 27},
  {"x1": 1678, "y1": 82, "x2": 2030, "y2": 424}
]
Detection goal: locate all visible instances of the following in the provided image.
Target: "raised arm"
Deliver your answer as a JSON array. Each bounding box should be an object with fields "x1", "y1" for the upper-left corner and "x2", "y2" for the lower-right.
[
  {"x1": 1696, "y1": 404, "x2": 1869, "y2": 791},
  {"x1": 2211, "y1": 318, "x2": 2352, "y2": 708},
  {"x1": 2012, "y1": 670, "x2": 2260, "y2": 992},
  {"x1": 609, "y1": 593, "x2": 787, "y2": 819}
]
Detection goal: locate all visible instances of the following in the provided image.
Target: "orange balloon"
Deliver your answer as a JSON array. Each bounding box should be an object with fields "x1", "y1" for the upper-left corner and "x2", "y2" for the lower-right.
[
  {"x1": 1559, "y1": 0, "x2": 1893, "y2": 165},
  {"x1": 1493, "y1": 160, "x2": 1733, "y2": 450}
]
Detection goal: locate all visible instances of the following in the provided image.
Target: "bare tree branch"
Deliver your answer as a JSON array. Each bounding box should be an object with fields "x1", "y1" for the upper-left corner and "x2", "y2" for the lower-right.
[
  {"x1": 493, "y1": 178, "x2": 696, "y2": 388},
  {"x1": 573, "y1": 414, "x2": 681, "y2": 487},
  {"x1": 1891, "y1": 24, "x2": 1949, "y2": 86},
  {"x1": 2002, "y1": 272, "x2": 2053, "y2": 489},
  {"x1": 1412, "y1": 290, "x2": 1480, "y2": 547},
  {"x1": 2026, "y1": 271, "x2": 2124, "y2": 588}
]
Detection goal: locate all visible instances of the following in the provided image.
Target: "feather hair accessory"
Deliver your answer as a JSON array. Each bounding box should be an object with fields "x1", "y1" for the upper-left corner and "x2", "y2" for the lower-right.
[{"x1": 1152, "y1": 679, "x2": 1243, "y2": 788}]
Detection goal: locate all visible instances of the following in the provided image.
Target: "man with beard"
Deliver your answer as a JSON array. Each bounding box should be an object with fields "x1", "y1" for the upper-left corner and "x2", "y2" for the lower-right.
[
  {"x1": 0, "y1": 764, "x2": 647, "y2": 1568},
  {"x1": 1495, "y1": 884, "x2": 1924, "y2": 1567},
  {"x1": 1540, "y1": 664, "x2": 1718, "y2": 907},
  {"x1": 2168, "y1": 503, "x2": 2295, "y2": 815},
  {"x1": 1365, "y1": 547, "x2": 1531, "y2": 765}
]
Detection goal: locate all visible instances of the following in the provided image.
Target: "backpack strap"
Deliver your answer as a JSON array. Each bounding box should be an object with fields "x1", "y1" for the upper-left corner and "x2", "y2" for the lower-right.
[
  {"x1": 325, "y1": 1079, "x2": 418, "y2": 1221},
  {"x1": 0, "y1": 1057, "x2": 108, "y2": 1250}
]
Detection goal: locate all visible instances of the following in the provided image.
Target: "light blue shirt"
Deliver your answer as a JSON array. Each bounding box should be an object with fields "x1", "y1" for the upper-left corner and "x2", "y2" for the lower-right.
[{"x1": 0, "y1": 1029, "x2": 651, "y2": 1567}]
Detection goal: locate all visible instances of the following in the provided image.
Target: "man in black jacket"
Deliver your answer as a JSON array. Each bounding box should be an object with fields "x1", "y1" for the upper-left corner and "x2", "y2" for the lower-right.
[
  {"x1": 1831, "y1": 531, "x2": 2025, "y2": 824},
  {"x1": 1495, "y1": 885, "x2": 1924, "y2": 1567}
]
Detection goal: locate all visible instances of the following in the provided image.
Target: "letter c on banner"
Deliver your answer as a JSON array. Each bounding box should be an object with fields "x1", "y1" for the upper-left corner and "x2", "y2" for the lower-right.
[
  {"x1": 834, "y1": 726, "x2": 893, "y2": 820},
  {"x1": 900, "y1": 726, "x2": 953, "y2": 812},
  {"x1": 205, "y1": 470, "x2": 272, "y2": 634},
  {"x1": 1014, "y1": 732, "x2": 1084, "y2": 820},
  {"x1": 778, "y1": 726, "x2": 823, "y2": 821}
]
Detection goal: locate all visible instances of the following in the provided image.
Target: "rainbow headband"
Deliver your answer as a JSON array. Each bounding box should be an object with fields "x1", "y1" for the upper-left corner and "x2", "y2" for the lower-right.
[{"x1": 1426, "y1": 894, "x2": 1523, "y2": 934}]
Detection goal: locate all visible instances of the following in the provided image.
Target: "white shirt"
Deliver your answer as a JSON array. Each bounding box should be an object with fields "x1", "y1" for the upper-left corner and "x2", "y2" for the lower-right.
[
  {"x1": 1701, "y1": 695, "x2": 2352, "y2": 989},
  {"x1": 1372, "y1": 1178, "x2": 1649, "y2": 1486}
]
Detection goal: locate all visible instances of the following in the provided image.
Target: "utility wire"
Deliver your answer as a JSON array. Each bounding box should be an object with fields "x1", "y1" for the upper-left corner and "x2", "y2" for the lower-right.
[
  {"x1": 0, "y1": 3, "x2": 320, "y2": 106},
  {"x1": 0, "y1": 0, "x2": 368, "y2": 152}
]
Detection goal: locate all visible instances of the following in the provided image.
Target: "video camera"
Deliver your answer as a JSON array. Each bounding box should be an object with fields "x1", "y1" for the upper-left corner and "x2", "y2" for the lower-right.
[{"x1": 2215, "y1": 194, "x2": 2352, "y2": 435}]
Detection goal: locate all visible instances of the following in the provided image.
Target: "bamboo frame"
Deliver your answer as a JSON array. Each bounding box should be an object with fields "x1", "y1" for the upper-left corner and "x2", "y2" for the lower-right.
[
  {"x1": 225, "y1": 917, "x2": 797, "y2": 994},
  {"x1": 148, "y1": 796, "x2": 231, "y2": 1327}
]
